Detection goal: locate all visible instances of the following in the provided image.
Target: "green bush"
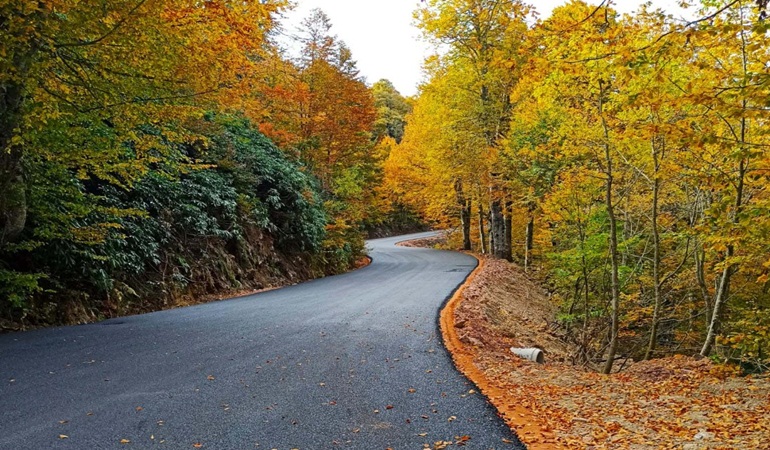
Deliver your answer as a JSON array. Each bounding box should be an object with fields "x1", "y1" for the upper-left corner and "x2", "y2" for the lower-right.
[{"x1": 1, "y1": 114, "x2": 330, "y2": 326}]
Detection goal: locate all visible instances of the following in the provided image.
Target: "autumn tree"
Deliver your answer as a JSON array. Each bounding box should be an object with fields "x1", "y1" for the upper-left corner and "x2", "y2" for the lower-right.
[
  {"x1": 415, "y1": 0, "x2": 530, "y2": 259},
  {"x1": 681, "y1": 1, "x2": 770, "y2": 358},
  {"x1": 0, "y1": 0, "x2": 287, "y2": 242},
  {"x1": 390, "y1": 0, "x2": 770, "y2": 372}
]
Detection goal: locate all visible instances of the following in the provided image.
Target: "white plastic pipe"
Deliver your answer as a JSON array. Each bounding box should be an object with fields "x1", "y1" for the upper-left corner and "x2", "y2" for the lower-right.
[{"x1": 510, "y1": 347, "x2": 544, "y2": 364}]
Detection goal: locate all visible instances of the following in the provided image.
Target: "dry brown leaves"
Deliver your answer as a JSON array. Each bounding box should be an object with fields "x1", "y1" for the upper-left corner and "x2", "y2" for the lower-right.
[
  {"x1": 450, "y1": 257, "x2": 770, "y2": 450},
  {"x1": 396, "y1": 233, "x2": 449, "y2": 249}
]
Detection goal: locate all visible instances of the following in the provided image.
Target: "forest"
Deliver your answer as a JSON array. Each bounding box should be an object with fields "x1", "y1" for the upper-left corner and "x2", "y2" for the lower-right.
[
  {"x1": 0, "y1": 1, "x2": 415, "y2": 328},
  {"x1": 386, "y1": 0, "x2": 770, "y2": 373},
  {"x1": 2, "y1": 0, "x2": 769, "y2": 375}
]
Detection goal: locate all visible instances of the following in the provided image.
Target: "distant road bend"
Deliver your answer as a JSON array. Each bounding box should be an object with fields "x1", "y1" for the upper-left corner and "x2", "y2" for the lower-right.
[{"x1": 0, "y1": 232, "x2": 525, "y2": 449}]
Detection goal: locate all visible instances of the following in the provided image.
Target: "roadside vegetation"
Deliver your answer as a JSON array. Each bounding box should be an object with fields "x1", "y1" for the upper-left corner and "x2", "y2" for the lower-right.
[
  {"x1": 405, "y1": 233, "x2": 769, "y2": 449},
  {"x1": 0, "y1": 2, "x2": 420, "y2": 329},
  {"x1": 388, "y1": 0, "x2": 770, "y2": 374}
]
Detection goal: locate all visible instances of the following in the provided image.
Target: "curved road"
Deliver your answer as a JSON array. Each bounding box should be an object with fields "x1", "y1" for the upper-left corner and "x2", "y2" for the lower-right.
[{"x1": 0, "y1": 232, "x2": 524, "y2": 449}]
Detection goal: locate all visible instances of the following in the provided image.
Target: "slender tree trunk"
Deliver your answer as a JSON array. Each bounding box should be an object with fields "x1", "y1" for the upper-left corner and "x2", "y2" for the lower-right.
[
  {"x1": 701, "y1": 83, "x2": 748, "y2": 357},
  {"x1": 600, "y1": 81, "x2": 622, "y2": 375},
  {"x1": 461, "y1": 202, "x2": 472, "y2": 251},
  {"x1": 503, "y1": 200, "x2": 513, "y2": 262},
  {"x1": 489, "y1": 198, "x2": 506, "y2": 259},
  {"x1": 702, "y1": 19, "x2": 752, "y2": 356},
  {"x1": 455, "y1": 179, "x2": 472, "y2": 251},
  {"x1": 700, "y1": 160, "x2": 744, "y2": 357},
  {"x1": 645, "y1": 136, "x2": 663, "y2": 360},
  {"x1": 478, "y1": 201, "x2": 487, "y2": 254},
  {"x1": 489, "y1": 210, "x2": 495, "y2": 255},
  {"x1": 576, "y1": 214, "x2": 591, "y2": 364},
  {"x1": 524, "y1": 204, "x2": 535, "y2": 272}
]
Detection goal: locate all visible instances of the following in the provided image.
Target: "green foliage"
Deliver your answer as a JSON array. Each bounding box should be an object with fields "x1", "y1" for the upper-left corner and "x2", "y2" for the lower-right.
[
  {"x1": 0, "y1": 114, "x2": 329, "y2": 326},
  {"x1": 0, "y1": 270, "x2": 43, "y2": 311},
  {"x1": 721, "y1": 308, "x2": 770, "y2": 373},
  {"x1": 372, "y1": 79, "x2": 411, "y2": 143},
  {"x1": 205, "y1": 115, "x2": 326, "y2": 253}
]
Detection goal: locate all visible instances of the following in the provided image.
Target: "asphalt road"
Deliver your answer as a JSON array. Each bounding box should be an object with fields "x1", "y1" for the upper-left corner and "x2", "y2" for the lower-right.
[{"x1": 0, "y1": 232, "x2": 525, "y2": 449}]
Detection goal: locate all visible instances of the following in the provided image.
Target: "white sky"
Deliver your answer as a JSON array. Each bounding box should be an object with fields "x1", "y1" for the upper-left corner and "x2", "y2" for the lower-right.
[{"x1": 279, "y1": 1, "x2": 693, "y2": 97}]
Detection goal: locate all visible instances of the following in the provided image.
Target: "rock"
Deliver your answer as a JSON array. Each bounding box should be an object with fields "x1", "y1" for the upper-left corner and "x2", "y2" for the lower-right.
[{"x1": 694, "y1": 431, "x2": 714, "y2": 441}]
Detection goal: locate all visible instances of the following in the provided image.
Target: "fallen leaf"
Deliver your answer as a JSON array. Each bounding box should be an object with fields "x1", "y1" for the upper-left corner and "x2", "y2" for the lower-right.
[
  {"x1": 385, "y1": 405, "x2": 394, "y2": 410},
  {"x1": 59, "y1": 434, "x2": 69, "y2": 439},
  {"x1": 207, "y1": 375, "x2": 215, "y2": 381},
  {"x1": 448, "y1": 416, "x2": 457, "y2": 422},
  {"x1": 408, "y1": 388, "x2": 416, "y2": 393},
  {"x1": 193, "y1": 443, "x2": 203, "y2": 448},
  {"x1": 120, "y1": 438, "x2": 130, "y2": 444},
  {"x1": 135, "y1": 406, "x2": 143, "y2": 411}
]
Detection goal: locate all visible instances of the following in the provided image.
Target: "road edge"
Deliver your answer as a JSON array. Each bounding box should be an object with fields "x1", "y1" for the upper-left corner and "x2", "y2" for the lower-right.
[{"x1": 438, "y1": 254, "x2": 562, "y2": 450}]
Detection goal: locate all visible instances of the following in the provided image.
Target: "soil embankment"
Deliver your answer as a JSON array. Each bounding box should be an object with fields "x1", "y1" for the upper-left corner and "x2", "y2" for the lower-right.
[{"x1": 402, "y1": 235, "x2": 770, "y2": 449}]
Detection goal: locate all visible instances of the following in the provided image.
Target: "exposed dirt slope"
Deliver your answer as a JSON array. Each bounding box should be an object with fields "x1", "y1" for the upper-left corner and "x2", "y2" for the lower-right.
[{"x1": 405, "y1": 236, "x2": 770, "y2": 450}]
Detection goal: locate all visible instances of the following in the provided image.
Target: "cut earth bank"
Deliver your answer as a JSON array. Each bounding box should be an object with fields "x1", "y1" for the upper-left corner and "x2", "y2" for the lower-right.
[{"x1": 400, "y1": 235, "x2": 770, "y2": 450}]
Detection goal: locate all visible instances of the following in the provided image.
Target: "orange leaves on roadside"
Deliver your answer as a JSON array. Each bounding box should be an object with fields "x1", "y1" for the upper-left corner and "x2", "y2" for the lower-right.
[{"x1": 454, "y1": 256, "x2": 770, "y2": 449}]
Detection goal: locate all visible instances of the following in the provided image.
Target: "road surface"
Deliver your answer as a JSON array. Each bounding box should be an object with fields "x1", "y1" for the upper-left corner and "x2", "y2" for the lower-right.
[{"x1": 0, "y1": 232, "x2": 525, "y2": 449}]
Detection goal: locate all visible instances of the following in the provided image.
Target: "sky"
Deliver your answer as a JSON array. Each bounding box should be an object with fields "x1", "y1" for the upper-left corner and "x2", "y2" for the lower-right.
[{"x1": 279, "y1": 1, "x2": 692, "y2": 97}]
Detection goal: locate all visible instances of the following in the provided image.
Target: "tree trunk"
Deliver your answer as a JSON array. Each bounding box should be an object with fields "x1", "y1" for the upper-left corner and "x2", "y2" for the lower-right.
[
  {"x1": 524, "y1": 207, "x2": 534, "y2": 272},
  {"x1": 489, "y1": 210, "x2": 495, "y2": 255},
  {"x1": 503, "y1": 200, "x2": 513, "y2": 262},
  {"x1": 0, "y1": 7, "x2": 46, "y2": 246},
  {"x1": 700, "y1": 163, "x2": 744, "y2": 357},
  {"x1": 645, "y1": 136, "x2": 662, "y2": 360},
  {"x1": 600, "y1": 81, "x2": 621, "y2": 375},
  {"x1": 455, "y1": 179, "x2": 472, "y2": 251},
  {"x1": 478, "y1": 201, "x2": 487, "y2": 254},
  {"x1": 700, "y1": 91, "x2": 748, "y2": 356},
  {"x1": 462, "y1": 201, "x2": 472, "y2": 251},
  {"x1": 694, "y1": 243, "x2": 712, "y2": 320},
  {"x1": 489, "y1": 198, "x2": 506, "y2": 260}
]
